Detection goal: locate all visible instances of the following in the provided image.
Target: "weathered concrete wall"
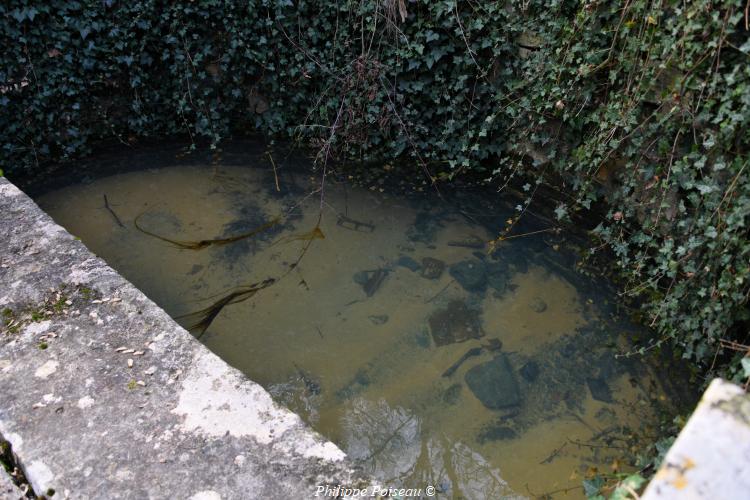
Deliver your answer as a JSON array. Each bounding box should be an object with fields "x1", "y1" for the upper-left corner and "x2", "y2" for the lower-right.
[
  {"x1": 0, "y1": 177, "x2": 368, "y2": 499},
  {"x1": 643, "y1": 378, "x2": 750, "y2": 499}
]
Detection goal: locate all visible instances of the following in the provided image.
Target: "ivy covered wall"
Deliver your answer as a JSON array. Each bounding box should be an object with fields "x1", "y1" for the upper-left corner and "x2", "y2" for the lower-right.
[{"x1": 2, "y1": 0, "x2": 749, "y2": 385}]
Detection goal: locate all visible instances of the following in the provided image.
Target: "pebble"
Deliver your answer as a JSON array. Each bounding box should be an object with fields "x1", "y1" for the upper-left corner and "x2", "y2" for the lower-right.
[
  {"x1": 368, "y1": 314, "x2": 389, "y2": 325},
  {"x1": 127, "y1": 359, "x2": 134, "y2": 368},
  {"x1": 529, "y1": 297, "x2": 548, "y2": 313}
]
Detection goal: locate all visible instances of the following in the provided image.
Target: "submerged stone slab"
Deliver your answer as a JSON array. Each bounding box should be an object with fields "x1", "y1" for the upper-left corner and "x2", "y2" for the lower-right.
[
  {"x1": 0, "y1": 178, "x2": 368, "y2": 499},
  {"x1": 449, "y1": 260, "x2": 487, "y2": 292},
  {"x1": 464, "y1": 354, "x2": 520, "y2": 409}
]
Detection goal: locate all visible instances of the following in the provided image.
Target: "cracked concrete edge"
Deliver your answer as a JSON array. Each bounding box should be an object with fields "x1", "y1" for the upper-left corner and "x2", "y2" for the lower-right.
[
  {"x1": 642, "y1": 378, "x2": 750, "y2": 499},
  {"x1": 1, "y1": 467, "x2": 27, "y2": 500},
  {"x1": 0, "y1": 177, "x2": 370, "y2": 499}
]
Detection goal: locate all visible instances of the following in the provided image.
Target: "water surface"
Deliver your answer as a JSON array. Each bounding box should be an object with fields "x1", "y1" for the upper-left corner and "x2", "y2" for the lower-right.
[{"x1": 38, "y1": 161, "x2": 675, "y2": 498}]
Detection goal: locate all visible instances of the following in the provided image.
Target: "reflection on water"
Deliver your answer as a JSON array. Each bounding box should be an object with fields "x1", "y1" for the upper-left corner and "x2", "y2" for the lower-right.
[{"x1": 38, "y1": 162, "x2": 676, "y2": 498}]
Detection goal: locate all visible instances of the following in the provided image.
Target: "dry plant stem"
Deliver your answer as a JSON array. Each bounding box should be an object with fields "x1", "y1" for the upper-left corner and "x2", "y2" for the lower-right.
[{"x1": 267, "y1": 151, "x2": 281, "y2": 192}]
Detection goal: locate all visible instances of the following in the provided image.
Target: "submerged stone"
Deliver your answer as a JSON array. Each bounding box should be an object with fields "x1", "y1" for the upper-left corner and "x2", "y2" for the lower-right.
[
  {"x1": 420, "y1": 257, "x2": 445, "y2": 280},
  {"x1": 414, "y1": 329, "x2": 432, "y2": 349},
  {"x1": 369, "y1": 314, "x2": 389, "y2": 325},
  {"x1": 465, "y1": 354, "x2": 521, "y2": 409},
  {"x1": 396, "y1": 255, "x2": 421, "y2": 272},
  {"x1": 407, "y1": 211, "x2": 444, "y2": 243},
  {"x1": 491, "y1": 244, "x2": 529, "y2": 273},
  {"x1": 353, "y1": 270, "x2": 369, "y2": 286},
  {"x1": 477, "y1": 423, "x2": 518, "y2": 444},
  {"x1": 486, "y1": 262, "x2": 510, "y2": 293},
  {"x1": 481, "y1": 338, "x2": 503, "y2": 352},
  {"x1": 519, "y1": 361, "x2": 540, "y2": 382},
  {"x1": 449, "y1": 260, "x2": 487, "y2": 292},
  {"x1": 353, "y1": 269, "x2": 388, "y2": 296},
  {"x1": 428, "y1": 300, "x2": 484, "y2": 346},
  {"x1": 529, "y1": 296, "x2": 548, "y2": 313},
  {"x1": 587, "y1": 377, "x2": 613, "y2": 403},
  {"x1": 443, "y1": 383, "x2": 463, "y2": 405}
]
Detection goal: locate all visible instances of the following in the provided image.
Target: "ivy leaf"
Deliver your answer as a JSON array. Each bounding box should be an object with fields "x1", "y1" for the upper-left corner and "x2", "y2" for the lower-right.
[
  {"x1": 10, "y1": 9, "x2": 26, "y2": 22},
  {"x1": 583, "y1": 476, "x2": 604, "y2": 498}
]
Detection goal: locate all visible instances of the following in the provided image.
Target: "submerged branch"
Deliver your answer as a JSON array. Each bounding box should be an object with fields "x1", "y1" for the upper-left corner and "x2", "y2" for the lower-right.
[
  {"x1": 134, "y1": 211, "x2": 281, "y2": 250},
  {"x1": 178, "y1": 278, "x2": 276, "y2": 338},
  {"x1": 182, "y1": 216, "x2": 326, "y2": 335},
  {"x1": 103, "y1": 194, "x2": 125, "y2": 228}
]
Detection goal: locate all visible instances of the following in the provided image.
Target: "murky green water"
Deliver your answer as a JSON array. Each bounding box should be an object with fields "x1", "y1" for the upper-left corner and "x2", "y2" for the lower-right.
[{"x1": 37, "y1": 160, "x2": 677, "y2": 498}]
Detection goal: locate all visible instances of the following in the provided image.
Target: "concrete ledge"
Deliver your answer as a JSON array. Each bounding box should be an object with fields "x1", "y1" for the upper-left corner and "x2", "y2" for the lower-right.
[
  {"x1": 0, "y1": 177, "x2": 367, "y2": 499},
  {"x1": 1, "y1": 467, "x2": 26, "y2": 499},
  {"x1": 643, "y1": 378, "x2": 750, "y2": 499}
]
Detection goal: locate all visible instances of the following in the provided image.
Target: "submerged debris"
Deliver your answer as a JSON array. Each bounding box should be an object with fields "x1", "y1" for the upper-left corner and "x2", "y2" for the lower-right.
[
  {"x1": 336, "y1": 214, "x2": 375, "y2": 232},
  {"x1": 420, "y1": 257, "x2": 445, "y2": 280},
  {"x1": 427, "y1": 299, "x2": 484, "y2": 346}
]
